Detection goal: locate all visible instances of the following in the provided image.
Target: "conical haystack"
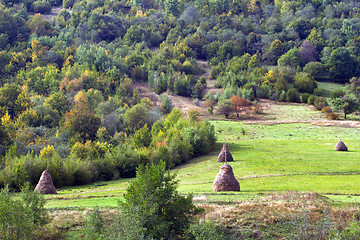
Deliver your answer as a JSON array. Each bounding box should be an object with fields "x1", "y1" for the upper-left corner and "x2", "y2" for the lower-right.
[
  {"x1": 34, "y1": 169, "x2": 57, "y2": 194},
  {"x1": 335, "y1": 139, "x2": 348, "y2": 151},
  {"x1": 217, "y1": 143, "x2": 234, "y2": 162},
  {"x1": 212, "y1": 163, "x2": 240, "y2": 191}
]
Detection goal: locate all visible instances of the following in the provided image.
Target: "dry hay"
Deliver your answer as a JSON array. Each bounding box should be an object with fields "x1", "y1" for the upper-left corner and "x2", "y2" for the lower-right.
[
  {"x1": 34, "y1": 169, "x2": 57, "y2": 194},
  {"x1": 217, "y1": 143, "x2": 234, "y2": 162},
  {"x1": 212, "y1": 163, "x2": 240, "y2": 191},
  {"x1": 335, "y1": 139, "x2": 348, "y2": 151}
]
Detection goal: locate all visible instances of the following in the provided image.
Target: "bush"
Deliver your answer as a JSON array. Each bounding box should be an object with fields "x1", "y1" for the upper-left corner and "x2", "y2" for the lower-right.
[
  {"x1": 31, "y1": 0, "x2": 52, "y2": 14},
  {"x1": 313, "y1": 97, "x2": 328, "y2": 110},
  {"x1": 321, "y1": 106, "x2": 332, "y2": 114},
  {"x1": 83, "y1": 208, "x2": 105, "y2": 240},
  {"x1": 118, "y1": 161, "x2": 199, "y2": 239},
  {"x1": 327, "y1": 112, "x2": 339, "y2": 120},
  {"x1": 294, "y1": 72, "x2": 316, "y2": 93},
  {"x1": 301, "y1": 93, "x2": 311, "y2": 103},
  {"x1": 308, "y1": 95, "x2": 317, "y2": 105},
  {"x1": 217, "y1": 99, "x2": 233, "y2": 118},
  {"x1": 0, "y1": 187, "x2": 35, "y2": 240},
  {"x1": 286, "y1": 89, "x2": 300, "y2": 103},
  {"x1": 0, "y1": 186, "x2": 48, "y2": 240}
]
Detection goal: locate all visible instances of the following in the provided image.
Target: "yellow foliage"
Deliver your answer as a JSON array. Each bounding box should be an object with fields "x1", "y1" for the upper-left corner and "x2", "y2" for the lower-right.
[
  {"x1": 40, "y1": 145, "x2": 57, "y2": 160},
  {"x1": 158, "y1": 130, "x2": 164, "y2": 139},
  {"x1": 1, "y1": 112, "x2": 11, "y2": 126}
]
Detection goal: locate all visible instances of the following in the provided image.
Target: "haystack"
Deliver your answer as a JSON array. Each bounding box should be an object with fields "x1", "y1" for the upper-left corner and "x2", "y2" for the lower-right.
[
  {"x1": 212, "y1": 163, "x2": 240, "y2": 191},
  {"x1": 217, "y1": 143, "x2": 234, "y2": 162},
  {"x1": 34, "y1": 169, "x2": 57, "y2": 194},
  {"x1": 335, "y1": 139, "x2": 348, "y2": 151}
]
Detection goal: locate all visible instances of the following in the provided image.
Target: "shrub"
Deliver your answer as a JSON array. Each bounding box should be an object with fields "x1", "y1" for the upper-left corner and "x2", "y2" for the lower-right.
[
  {"x1": 327, "y1": 112, "x2": 339, "y2": 120},
  {"x1": 313, "y1": 97, "x2": 328, "y2": 110},
  {"x1": 321, "y1": 106, "x2": 332, "y2": 114},
  {"x1": 308, "y1": 95, "x2": 317, "y2": 105},
  {"x1": 0, "y1": 187, "x2": 35, "y2": 240},
  {"x1": 294, "y1": 72, "x2": 316, "y2": 93},
  {"x1": 286, "y1": 89, "x2": 300, "y2": 103},
  {"x1": 0, "y1": 186, "x2": 48, "y2": 240},
  {"x1": 31, "y1": 0, "x2": 52, "y2": 14},
  {"x1": 83, "y1": 208, "x2": 105, "y2": 240},
  {"x1": 20, "y1": 184, "x2": 49, "y2": 226},
  {"x1": 217, "y1": 99, "x2": 233, "y2": 118},
  {"x1": 118, "y1": 161, "x2": 199, "y2": 239},
  {"x1": 301, "y1": 93, "x2": 311, "y2": 103}
]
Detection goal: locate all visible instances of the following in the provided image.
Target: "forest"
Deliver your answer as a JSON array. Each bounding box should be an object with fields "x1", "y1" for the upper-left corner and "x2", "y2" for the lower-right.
[{"x1": 1, "y1": 0, "x2": 360, "y2": 189}]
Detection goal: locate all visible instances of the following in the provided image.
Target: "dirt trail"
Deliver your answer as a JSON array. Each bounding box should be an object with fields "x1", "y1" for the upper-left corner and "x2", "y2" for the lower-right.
[{"x1": 196, "y1": 60, "x2": 222, "y2": 95}]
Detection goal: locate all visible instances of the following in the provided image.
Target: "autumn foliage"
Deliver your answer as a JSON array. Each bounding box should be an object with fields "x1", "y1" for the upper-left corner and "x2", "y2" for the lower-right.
[{"x1": 230, "y1": 95, "x2": 250, "y2": 119}]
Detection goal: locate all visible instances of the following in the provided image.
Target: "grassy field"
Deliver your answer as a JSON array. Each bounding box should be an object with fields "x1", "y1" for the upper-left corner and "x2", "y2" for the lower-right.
[
  {"x1": 317, "y1": 81, "x2": 346, "y2": 98},
  {"x1": 45, "y1": 103, "x2": 360, "y2": 210}
]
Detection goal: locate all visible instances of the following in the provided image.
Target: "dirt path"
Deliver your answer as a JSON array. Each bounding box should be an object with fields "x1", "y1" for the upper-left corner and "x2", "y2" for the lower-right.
[{"x1": 196, "y1": 60, "x2": 222, "y2": 95}]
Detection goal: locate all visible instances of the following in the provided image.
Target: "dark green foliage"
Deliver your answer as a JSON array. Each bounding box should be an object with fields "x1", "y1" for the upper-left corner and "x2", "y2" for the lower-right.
[
  {"x1": 20, "y1": 184, "x2": 49, "y2": 226},
  {"x1": 301, "y1": 93, "x2": 311, "y2": 103},
  {"x1": 329, "y1": 94, "x2": 359, "y2": 119},
  {"x1": 0, "y1": 185, "x2": 48, "y2": 240},
  {"x1": 160, "y1": 93, "x2": 173, "y2": 114},
  {"x1": 0, "y1": 187, "x2": 35, "y2": 240},
  {"x1": 278, "y1": 48, "x2": 300, "y2": 69},
  {"x1": 119, "y1": 161, "x2": 199, "y2": 239},
  {"x1": 329, "y1": 47, "x2": 356, "y2": 83},
  {"x1": 286, "y1": 89, "x2": 300, "y2": 103},
  {"x1": 217, "y1": 99, "x2": 233, "y2": 118},
  {"x1": 294, "y1": 72, "x2": 317, "y2": 93},
  {"x1": 31, "y1": 0, "x2": 52, "y2": 14},
  {"x1": 123, "y1": 103, "x2": 151, "y2": 133},
  {"x1": 303, "y1": 62, "x2": 328, "y2": 82}
]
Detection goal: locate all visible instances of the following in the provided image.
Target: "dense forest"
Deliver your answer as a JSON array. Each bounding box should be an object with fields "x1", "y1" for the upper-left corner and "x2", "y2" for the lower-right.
[{"x1": 1, "y1": 0, "x2": 360, "y2": 190}]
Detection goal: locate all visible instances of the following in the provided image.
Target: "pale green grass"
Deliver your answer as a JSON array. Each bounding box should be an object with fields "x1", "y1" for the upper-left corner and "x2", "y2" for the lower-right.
[
  {"x1": 262, "y1": 103, "x2": 323, "y2": 121},
  {"x1": 317, "y1": 81, "x2": 346, "y2": 98}
]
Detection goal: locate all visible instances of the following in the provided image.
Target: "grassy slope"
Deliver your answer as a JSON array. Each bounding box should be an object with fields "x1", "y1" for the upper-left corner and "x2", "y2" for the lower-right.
[{"x1": 46, "y1": 103, "x2": 360, "y2": 208}]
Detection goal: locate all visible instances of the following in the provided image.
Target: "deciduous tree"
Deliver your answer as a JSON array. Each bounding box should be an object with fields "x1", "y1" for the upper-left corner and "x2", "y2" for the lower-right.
[{"x1": 230, "y1": 95, "x2": 250, "y2": 118}]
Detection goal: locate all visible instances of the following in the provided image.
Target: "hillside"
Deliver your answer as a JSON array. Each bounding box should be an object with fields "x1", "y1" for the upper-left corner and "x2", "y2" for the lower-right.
[{"x1": 2, "y1": 0, "x2": 360, "y2": 238}]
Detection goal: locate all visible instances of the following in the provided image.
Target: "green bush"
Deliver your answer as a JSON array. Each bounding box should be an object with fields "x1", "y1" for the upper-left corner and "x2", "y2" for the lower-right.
[
  {"x1": 301, "y1": 93, "x2": 311, "y2": 103},
  {"x1": 286, "y1": 89, "x2": 300, "y2": 103},
  {"x1": 0, "y1": 186, "x2": 48, "y2": 240},
  {"x1": 118, "y1": 161, "x2": 199, "y2": 239},
  {"x1": 83, "y1": 208, "x2": 105, "y2": 240},
  {"x1": 313, "y1": 97, "x2": 328, "y2": 110},
  {"x1": 307, "y1": 95, "x2": 317, "y2": 105}
]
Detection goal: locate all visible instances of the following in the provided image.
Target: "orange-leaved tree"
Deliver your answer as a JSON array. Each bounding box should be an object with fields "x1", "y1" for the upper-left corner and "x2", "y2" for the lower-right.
[{"x1": 230, "y1": 95, "x2": 250, "y2": 119}]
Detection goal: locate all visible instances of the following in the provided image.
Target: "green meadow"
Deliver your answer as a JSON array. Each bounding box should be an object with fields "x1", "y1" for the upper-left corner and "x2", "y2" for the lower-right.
[{"x1": 46, "y1": 103, "x2": 360, "y2": 209}]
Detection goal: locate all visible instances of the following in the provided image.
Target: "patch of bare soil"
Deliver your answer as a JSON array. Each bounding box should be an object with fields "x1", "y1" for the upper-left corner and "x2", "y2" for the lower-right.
[
  {"x1": 133, "y1": 82, "x2": 207, "y2": 116},
  {"x1": 33, "y1": 6, "x2": 70, "y2": 22},
  {"x1": 196, "y1": 60, "x2": 222, "y2": 95}
]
